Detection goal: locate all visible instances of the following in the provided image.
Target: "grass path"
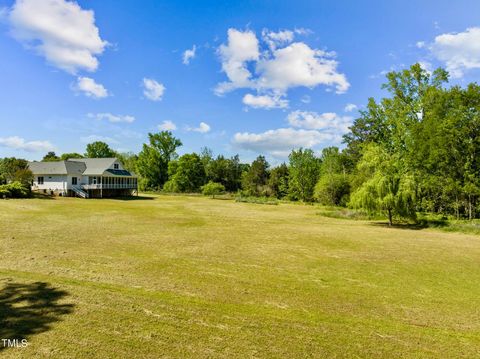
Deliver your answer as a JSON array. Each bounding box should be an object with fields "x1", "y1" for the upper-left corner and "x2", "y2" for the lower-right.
[{"x1": 1, "y1": 194, "x2": 479, "y2": 357}]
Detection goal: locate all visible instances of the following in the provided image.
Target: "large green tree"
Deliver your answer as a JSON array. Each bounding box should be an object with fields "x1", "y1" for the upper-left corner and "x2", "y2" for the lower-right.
[
  {"x1": 350, "y1": 144, "x2": 416, "y2": 226},
  {"x1": 241, "y1": 155, "x2": 269, "y2": 196},
  {"x1": 136, "y1": 131, "x2": 182, "y2": 190},
  {"x1": 164, "y1": 153, "x2": 206, "y2": 192},
  {"x1": 85, "y1": 141, "x2": 116, "y2": 158},
  {"x1": 288, "y1": 148, "x2": 321, "y2": 202},
  {"x1": 42, "y1": 151, "x2": 60, "y2": 162}
]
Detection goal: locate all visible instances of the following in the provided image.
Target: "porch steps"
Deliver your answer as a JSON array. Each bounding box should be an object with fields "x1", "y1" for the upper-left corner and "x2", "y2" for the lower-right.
[{"x1": 72, "y1": 186, "x2": 89, "y2": 198}]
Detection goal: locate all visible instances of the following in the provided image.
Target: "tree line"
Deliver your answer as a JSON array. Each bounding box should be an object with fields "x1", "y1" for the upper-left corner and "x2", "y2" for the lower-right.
[{"x1": 2, "y1": 63, "x2": 480, "y2": 224}]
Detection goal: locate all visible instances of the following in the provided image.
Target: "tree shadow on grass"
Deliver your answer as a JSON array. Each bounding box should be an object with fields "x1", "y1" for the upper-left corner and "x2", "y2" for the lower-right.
[
  {"x1": 110, "y1": 195, "x2": 155, "y2": 201},
  {"x1": 370, "y1": 219, "x2": 449, "y2": 231},
  {"x1": 0, "y1": 281, "x2": 74, "y2": 351}
]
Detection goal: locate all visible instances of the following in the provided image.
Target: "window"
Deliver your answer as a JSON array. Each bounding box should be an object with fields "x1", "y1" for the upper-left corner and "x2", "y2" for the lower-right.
[
  {"x1": 38, "y1": 176, "x2": 44, "y2": 185},
  {"x1": 72, "y1": 177, "x2": 77, "y2": 185},
  {"x1": 114, "y1": 163, "x2": 119, "y2": 169}
]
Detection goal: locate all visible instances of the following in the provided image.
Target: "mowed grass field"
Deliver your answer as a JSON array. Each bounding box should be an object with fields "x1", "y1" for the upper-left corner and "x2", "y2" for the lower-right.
[{"x1": 1, "y1": 195, "x2": 480, "y2": 358}]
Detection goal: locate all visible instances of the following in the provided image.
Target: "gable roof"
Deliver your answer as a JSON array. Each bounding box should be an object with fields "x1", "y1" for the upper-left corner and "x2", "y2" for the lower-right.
[
  {"x1": 28, "y1": 160, "x2": 86, "y2": 175},
  {"x1": 28, "y1": 158, "x2": 136, "y2": 177},
  {"x1": 68, "y1": 158, "x2": 117, "y2": 175}
]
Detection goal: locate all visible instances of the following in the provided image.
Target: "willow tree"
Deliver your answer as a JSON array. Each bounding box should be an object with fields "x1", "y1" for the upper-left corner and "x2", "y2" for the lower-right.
[{"x1": 349, "y1": 144, "x2": 416, "y2": 226}]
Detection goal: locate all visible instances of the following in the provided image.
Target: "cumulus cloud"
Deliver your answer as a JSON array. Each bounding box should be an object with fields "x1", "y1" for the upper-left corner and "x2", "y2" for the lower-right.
[
  {"x1": 242, "y1": 93, "x2": 288, "y2": 109},
  {"x1": 142, "y1": 78, "x2": 165, "y2": 101},
  {"x1": 215, "y1": 28, "x2": 349, "y2": 108},
  {"x1": 182, "y1": 45, "x2": 196, "y2": 65},
  {"x1": 344, "y1": 103, "x2": 357, "y2": 112},
  {"x1": 215, "y1": 28, "x2": 260, "y2": 95},
  {"x1": 233, "y1": 128, "x2": 334, "y2": 158},
  {"x1": 233, "y1": 110, "x2": 353, "y2": 158},
  {"x1": 187, "y1": 122, "x2": 211, "y2": 133},
  {"x1": 158, "y1": 120, "x2": 177, "y2": 131},
  {"x1": 287, "y1": 110, "x2": 353, "y2": 132},
  {"x1": 8, "y1": 0, "x2": 107, "y2": 74},
  {"x1": 429, "y1": 27, "x2": 480, "y2": 78},
  {"x1": 88, "y1": 112, "x2": 135, "y2": 123},
  {"x1": 0, "y1": 136, "x2": 54, "y2": 152},
  {"x1": 75, "y1": 77, "x2": 109, "y2": 98},
  {"x1": 262, "y1": 29, "x2": 294, "y2": 50}
]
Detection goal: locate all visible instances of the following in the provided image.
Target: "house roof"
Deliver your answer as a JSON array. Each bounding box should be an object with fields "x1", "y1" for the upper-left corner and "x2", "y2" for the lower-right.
[
  {"x1": 28, "y1": 160, "x2": 86, "y2": 175},
  {"x1": 68, "y1": 158, "x2": 117, "y2": 175},
  {"x1": 28, "y1": 158, "x2": 136, "y2": 177}
]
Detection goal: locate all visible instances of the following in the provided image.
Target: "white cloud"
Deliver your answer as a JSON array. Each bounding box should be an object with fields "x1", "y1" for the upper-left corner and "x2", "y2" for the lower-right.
[
  {"x1": 0, "y1": 136, "x2": 54, "y2": 152},
  {"x1": 88, "y1": 113, "x2": 135, "y2": 123},
  {"x1": 75, "y1": 76, "x2": 109, "y2": 98},
  {"x1": 182, "y1": 45, "x2": 196, "y2": 65},
  {"x1": 215, "y1": 28, "x2": 349, "y2": 105},
  {"x1": 142, "y1": 78, "x2": 165, "y2": 101},
  {"x1": 287, "y1": 110, "x2": 353, "y2": 133},
  {"x1": 256, "y1": 42, "x2": 349, "y2": 94},
  {"x1": 233, "y1": 128, "x2": 334, "y2": 158},
  {"x1": 187, "y1": 122, "x2": 211, "y2": 133},
  {"x1": 430, "y1": 27, "x2": 480, "y2": 78},
  {"x1": 242, "y1": 93, "x2": 288, "y2": 109},
  {"x1": 158, "y1": 120, "x2": 177, "y2": 131},
  {"x1": 215, "y1": 28, "x2": 260, "y2": 95},
  {"x1": 262, "y1": 29, "x2": 294, "y2": 50},
  {"x1": 8, "y1": 0, "x2": 107, "y2": 74},
  {"x1": 344, "y1": 103, "x2": 357, "y2": 112},
  {"x1": 418, "y1": 61, "x2": 433, "y2": 75}
]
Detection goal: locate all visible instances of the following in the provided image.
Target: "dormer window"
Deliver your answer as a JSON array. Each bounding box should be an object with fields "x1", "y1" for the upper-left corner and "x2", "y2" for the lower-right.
[{"x1": 114, "y1": 163, "x2": 119, "y2": 169}]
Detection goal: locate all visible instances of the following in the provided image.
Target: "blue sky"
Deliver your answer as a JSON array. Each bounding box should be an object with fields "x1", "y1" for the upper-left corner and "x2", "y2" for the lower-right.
[{"x1": 1, "y1": 0, "x2": 480, "y2": 162}]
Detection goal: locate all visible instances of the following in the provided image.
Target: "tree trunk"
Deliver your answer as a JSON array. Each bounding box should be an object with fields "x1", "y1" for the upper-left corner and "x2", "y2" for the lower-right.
[
  {"x1": 387, "y1": 208, "x2": 393, "y2": 226},
  {"x1": 469, "y1": 194, "x2": 472, "y2": 221}
]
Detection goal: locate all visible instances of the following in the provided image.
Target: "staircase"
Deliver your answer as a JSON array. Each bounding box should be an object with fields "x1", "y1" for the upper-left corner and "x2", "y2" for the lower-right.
[{"x1": 72, "y1": 186, "x2": 89, "y2": 198}]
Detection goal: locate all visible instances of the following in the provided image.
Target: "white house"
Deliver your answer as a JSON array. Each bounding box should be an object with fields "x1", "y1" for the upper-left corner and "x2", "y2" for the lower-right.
[{"x1": 28, "y1": 158, "x2": 138, "y2": 198}]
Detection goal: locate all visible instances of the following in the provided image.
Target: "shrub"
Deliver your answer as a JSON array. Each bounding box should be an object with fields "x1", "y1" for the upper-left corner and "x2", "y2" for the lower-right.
[
  {"x1": 0, "y1": 181, "x2": 30, "y2": 198},
  {"x1": 201, "y1": 181, "x2": 225, "y2": 198},
  {"x1": 162, "y1": 179, "x2": 181, "y2": 193},
  {"x1": 314, "y1": 174, "x2": 350, "y2": 206}
]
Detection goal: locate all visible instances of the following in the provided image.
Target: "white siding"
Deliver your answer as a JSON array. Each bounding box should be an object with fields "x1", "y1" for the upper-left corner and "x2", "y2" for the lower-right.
[{"x1": 33, "y1": 175, "x2": 68, "y2": 192}]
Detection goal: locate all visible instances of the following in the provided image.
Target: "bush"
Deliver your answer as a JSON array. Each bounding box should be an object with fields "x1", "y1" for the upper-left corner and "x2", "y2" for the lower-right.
[
  {"x1": 0, "y1": 181, "x2": 30, "y2": 198},
  {"x1": 201, "y1": 181, "x2": 225, "y2": 198},
  {"x1": 314, "y1": 174, "x2": 350, "y2": 206},
  {"x1": 162, "y1": 179, "x2": 181, "y2": 193}
]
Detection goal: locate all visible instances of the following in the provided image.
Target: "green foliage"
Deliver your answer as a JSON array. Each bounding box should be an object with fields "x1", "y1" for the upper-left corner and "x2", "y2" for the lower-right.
[
  {"x1": 349, "y1": 144, "x2": 416, "y2": 225},
  {"x1": 315, "y1": 174, "x2": 350, "y2": 206},
  {"x1": 314, "y1": 147, "x2": 351, "y2": 206},
  {"x1": 165, "y1": 153, "x2": 205, "y2": 192},
  {"x1": 42, "y1": 151, "x2": 60, "y2": 162},
  {"x1": 162, "y1": 179, "x2": 180, "y2": 193},
  {"x1": 0, "y1": 157, "x2": 30, "y2": 184},
  {"x1": 201, "y1": 181, "x2": 225, "y2": 198},
  {"x1": 136, "y1": 131, "x2": 182, "y2": 190},
  {"x1": 85, "y1": 141, "x2": 116, "y2": 158},
  {"x1": 59, "y1": 153, "x2": 83, "y2": 160},
  {"x1": 288, "y1": 148, "x2": 321, "y2": 202},
  {"x1": 115, "y1": 152, "x2": 138, "y2": 174},
  {"x1": 203, "y1": 153, "x2": 245, "y2": 192},
  {"x1": 0, "y1": 181, "x2": 30, "y2": 198},
  {"x1": 241, "y1": 155, "x2": 270, "y2": 196},
  {"x1": 268, "y1": 163, "x2": 289, "y2": 199}
]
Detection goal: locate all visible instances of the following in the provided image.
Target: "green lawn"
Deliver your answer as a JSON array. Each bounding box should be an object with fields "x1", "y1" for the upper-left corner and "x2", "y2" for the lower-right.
[{"x1": 1, "y1": 194, "x2": 480, "y2": 358}]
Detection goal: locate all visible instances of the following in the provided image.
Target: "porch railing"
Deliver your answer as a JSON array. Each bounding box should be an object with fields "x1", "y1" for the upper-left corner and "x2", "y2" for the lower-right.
[{"x1": 81, "y1": 184, "x2": 137, "y2": 190}]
